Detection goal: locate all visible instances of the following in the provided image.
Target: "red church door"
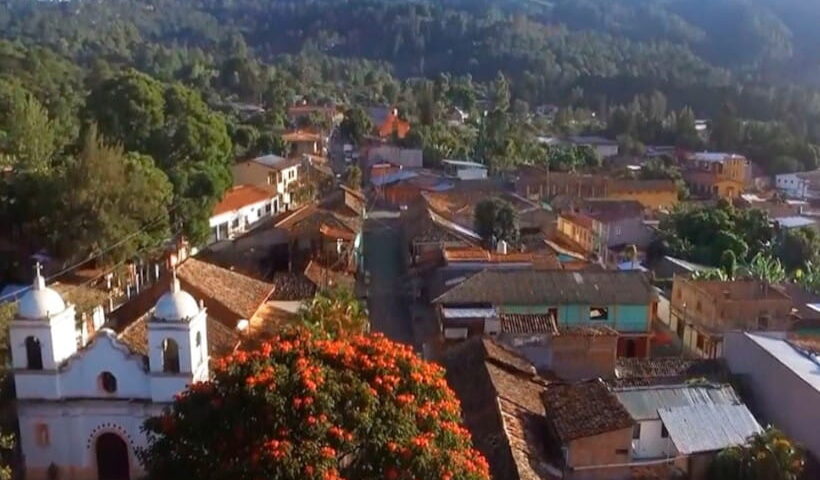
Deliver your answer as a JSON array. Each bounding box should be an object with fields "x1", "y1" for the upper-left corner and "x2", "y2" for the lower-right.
[{"x1": 96, "y1": 433, "x2": 130, "y2": 480}]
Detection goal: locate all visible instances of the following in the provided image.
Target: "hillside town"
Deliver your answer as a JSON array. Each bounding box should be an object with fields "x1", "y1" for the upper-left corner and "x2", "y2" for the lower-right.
[
  {"x1": 4, "y1": 1, "x2": 820, "y2": 479},
  {"x1": 2, "y1": 98, "x2": 819, "y2": 480}
]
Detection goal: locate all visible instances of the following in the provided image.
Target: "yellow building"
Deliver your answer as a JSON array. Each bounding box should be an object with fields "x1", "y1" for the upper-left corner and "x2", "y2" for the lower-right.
[
  {"x1": 557, "y1": 213, "x2": 601, "y2": 258},
  {"x1": 685, "y1": 153, "x2": 750, "y2": 199},
  {"x1": 609, "y1": 180, "x2": 679, "y2": 210}
]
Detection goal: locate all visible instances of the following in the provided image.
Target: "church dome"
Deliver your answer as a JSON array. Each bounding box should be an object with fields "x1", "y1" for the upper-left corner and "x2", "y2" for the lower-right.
[
  {"x1": 17, "y1": 267, "x2": 66, "y2": 320},
  {"x1": 153, "y1": 275, "x2": 200, "y2": 322}
]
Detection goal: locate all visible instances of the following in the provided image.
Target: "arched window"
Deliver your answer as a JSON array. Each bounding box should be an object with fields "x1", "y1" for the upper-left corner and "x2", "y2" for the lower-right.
[
  {"x1": 162, "y1": 339, "x2": 180, "y2": 373},
  {"x1": 99, "y1": 372, "x2": 118, "y2": 393},
  {"x1": 25, "y1": 336, "x2": 43, "y2": 370}
]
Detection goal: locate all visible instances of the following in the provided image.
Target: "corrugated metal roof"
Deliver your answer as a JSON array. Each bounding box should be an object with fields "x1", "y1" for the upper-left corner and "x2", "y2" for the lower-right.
[
  {"x1": 614, "y1": 384, "x2": 740, "y2": 421},
  {"x1": 659, "y1": 404, "x2": 762, "y2": 454},
  {"x1": 441, "y1": 307, "x2": 497, "y2": 319}
]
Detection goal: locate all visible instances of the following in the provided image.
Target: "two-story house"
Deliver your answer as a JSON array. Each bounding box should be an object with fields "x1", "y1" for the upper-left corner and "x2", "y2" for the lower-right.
[
  {"x1": 683, "y1": 152, "x2": 749, "y2": 199},
  {"x1": 556, "y1": 212, "x2": 605, "y2": 261},
  {"x1": 231, "y1": 154, "x2": 301, "y2": 210},
  {"x1": 433, "y1": 270, "x2": 657, "y2": 357},
  {"x1": 208, "y1": 185, "x2": 279, "y2": 244},
  {"x1": 670, "y1": 277, "x2": 793, "y2": 358},
  {"x1": 775, "y1": 169, "x2": 820, "y2": 200}
]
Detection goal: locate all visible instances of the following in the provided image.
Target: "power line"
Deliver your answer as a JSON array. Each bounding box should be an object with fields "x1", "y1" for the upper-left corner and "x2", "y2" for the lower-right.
[{"x1": 0, "y1": 206, "x2": 178, "y2": 303}]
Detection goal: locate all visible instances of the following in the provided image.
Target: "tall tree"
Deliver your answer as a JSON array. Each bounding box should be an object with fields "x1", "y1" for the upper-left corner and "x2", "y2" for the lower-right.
[
  {"x1": 50, "y1": 126, "x2": 173, "y2": 264},
  {"x1": 474, "y1": 197, "x2": 519, "y2": 248},
  {"x1": 139, "y1": 330, "x2": 490, "y2": 480},
  {"x1": 340, "y1": 107, "x2": 373, "y2": 145}
]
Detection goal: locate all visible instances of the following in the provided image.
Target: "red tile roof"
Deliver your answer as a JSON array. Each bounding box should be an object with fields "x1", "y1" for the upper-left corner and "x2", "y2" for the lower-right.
[
  {"x1": 213, "y1": 185, "x2": 276, "y2": 216},
  {"x1": 542, "y1": 380, "x2": 634, "y2": 441},
  {"x1": 377, "y1": 112, "x2": 411, "y2": 139}
]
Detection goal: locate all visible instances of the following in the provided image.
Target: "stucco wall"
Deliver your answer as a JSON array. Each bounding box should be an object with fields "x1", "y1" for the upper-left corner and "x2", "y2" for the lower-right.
[
  {"x1": 725, "y1": 332, "x2": 820, "y2": 462},
  {"x1": 499, "y1": 304, "x2": 650, "y2": 333},
  {"x1": 568, "y1": 428, "x2": 633, "y2": 468},
  {"x1": 19, "y1": 401, "x2": 163, "y2": 480}
]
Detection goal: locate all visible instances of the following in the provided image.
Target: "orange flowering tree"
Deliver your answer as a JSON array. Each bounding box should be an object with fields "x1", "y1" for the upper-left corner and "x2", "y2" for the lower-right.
[{"x1": 138, "y1": 330, "x2": 489, "y2": 480}]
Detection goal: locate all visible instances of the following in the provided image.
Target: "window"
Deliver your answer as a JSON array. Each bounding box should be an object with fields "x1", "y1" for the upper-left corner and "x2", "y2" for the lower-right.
[
  {"x1": 661, "y1": 424, "x2": 669, "y2": 438},
  {"x1": 632, "y1": 424, "x2": 641, "y2": 440},
  {"x1": 615, "y1": 448, "x2": 629, "y2": 456},
  {"x1": 696, "y1": 333, "x2": 705, "y2": 350},
  {"x1": 696, "y1": 301, "x2": 702, "y2": 313},
  {"x1": 758, "y1": 315, "x2": 769, "y2": 330},
  {"x1": 35, "y1": 424, "x2": 49, "y2": 447},
  {"x1": 25, "y1": 336, "x2": 43, "y2": 370},
  {"x1": 162, "y1": 339, "x2": 180, "y2": 373},
  {"x1": 99, "y1": 372, "x2": 117, "y2": 393},
  {"x1": 231, "y1": 218, "x2": 239, "y2": 229},
  {"x1": 590, "y1": 307, "x2": 609, "y2": 321}
]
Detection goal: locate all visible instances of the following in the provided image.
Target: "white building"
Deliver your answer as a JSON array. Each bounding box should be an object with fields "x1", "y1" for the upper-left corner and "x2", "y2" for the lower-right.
[
  {"x1": 230, "y1": 154, "x2": 301, "y2": 207},
  {"x1": 775, "y1": 170, "x2": 820, "y2": 200},
  {"x1": 208, "y1": 184, "x2": 279, "y2": 243},
  {"x1": 567, "y1": 136, "x2": 620, "y2": 159},
  {"x1": 613, "y1": 384, "x2": 760, "y2": 460},
  {"x1": 11, "y1": 267, "x2": 224, "y2": 480},
  {"x1": 441, "y1": 159, "x2": 488, "y2": 180},
  {"x1": 725, "y1": 332, "x2": 820, "y2": 463}
]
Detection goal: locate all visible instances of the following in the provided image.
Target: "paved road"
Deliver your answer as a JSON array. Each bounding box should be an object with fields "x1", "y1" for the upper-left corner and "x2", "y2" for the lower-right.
[{"x1": 362, "y1": 218, "x2": 415, "y2": 348}]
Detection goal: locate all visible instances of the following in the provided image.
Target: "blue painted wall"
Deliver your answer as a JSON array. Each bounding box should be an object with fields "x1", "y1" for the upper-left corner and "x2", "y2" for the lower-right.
[{"x1": 498, "y1": 303, "x2": 650, "y2": 333}]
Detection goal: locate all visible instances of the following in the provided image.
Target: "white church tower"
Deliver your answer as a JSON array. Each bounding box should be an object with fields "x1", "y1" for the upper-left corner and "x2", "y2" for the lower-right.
[
  {"x1": 148, "y1": 271, "x2": 209, "y2": 402},
  {"x1": 10, "y1": 264, "x2": 78, "y2": 399},
  {"x1": 10, "y1": 265, "x2": 212, "y2": 480}
]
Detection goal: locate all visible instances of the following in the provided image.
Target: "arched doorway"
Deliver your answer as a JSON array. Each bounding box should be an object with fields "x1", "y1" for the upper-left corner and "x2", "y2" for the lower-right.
[{"x1": 96, "y1": 432, "x2": 130, "y2": 480}]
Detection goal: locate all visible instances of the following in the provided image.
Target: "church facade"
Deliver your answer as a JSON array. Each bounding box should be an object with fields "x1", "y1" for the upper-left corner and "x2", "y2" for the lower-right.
[{"x1": 10, "y1": 268, "x2": 215, "y2": 480}]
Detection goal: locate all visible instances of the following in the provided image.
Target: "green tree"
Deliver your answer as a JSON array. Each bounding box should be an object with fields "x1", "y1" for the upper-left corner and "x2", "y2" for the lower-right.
[
  {"x1": 345, "y1": 165, "x2": 362, "y2": 190},
  {"x1": 340, "y1": 107, "x2": 373, "y2": 145},
  {"x1": 720, "y1": 250, "x2": 737, "y2": 279},
  {"x1": 50, "y1": 126, "x2": 173, "y2": 264},
  {"x1": 138, "y1": 330, "x2": 490, "y2": 480},
  {"x1": 298, "y1": 287, "x2": 368, "y2": 337},
  {"x1": 775, "y1": 227, "x2": 820, "y2": 272},
  {"x1": 0, "y1": 88, "x2": 57, "y2": 174},
  {"x1": 709, "y1": 427, "x2": 804, "y2": 480},
  {"x1": 474, "y1": 198, "x2": 519, "y2": 248},
  {"x1": 490, "y1": 71, "x2": 510, "y2": 113},
  {"x1": 86, "y1": 73, "x2": 232, "y2": 245},
  {"x1": 737, "y1": 253, "x2": 786, "y2": 284},
  {"x1": 85, "y1": 70, "x2": 166, "y2": 153}
]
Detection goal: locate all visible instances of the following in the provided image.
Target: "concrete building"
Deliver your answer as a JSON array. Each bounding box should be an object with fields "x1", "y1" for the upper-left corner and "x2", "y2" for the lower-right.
[
  {"x1": 567, "y1": 135, "x2": 620, "y2": 159},
  {"x1": 670, "y1": 277, "x2": 793, "y2": 358},
  {"x1": 208, "y1": 185, "x2": 279, "y2": 244},
  {"x1": 724, "y1": 332, "x2": 820, "y2": 466},
  {"x1": 434, "y1": 270, "x2": 657, "y2": 357},
  {"x1": 775, "y1": 170, "x2": 820, "y2": 200},
  {"x1": 684, "y1": 152, "x2": 749, "y2": 200},
  {"x1": 230, "y1": 154, "x2": 301, "y2": 209},
  {"x1": 281, "y1": 130, "x2": 324, "y2": 157},
  {"x1": 441, "y1": 159, "x2": 488, "y2": 180}
]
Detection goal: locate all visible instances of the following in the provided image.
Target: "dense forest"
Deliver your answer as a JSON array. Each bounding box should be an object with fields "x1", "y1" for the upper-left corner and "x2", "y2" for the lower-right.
[{"x1": 3, "y1": 0, "x2": 820, "y2": 268}]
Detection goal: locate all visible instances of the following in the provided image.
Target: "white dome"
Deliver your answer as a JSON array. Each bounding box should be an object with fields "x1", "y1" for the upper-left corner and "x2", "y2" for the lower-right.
[
  {"x1": 153, "y1": 277, "x2": 200, "y2": 322},
  {"x1": 17, "y1": 269, "x2": 66, "y2": 320}
]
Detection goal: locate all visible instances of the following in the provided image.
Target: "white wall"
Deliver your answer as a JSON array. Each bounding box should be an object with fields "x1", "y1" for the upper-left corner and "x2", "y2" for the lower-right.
[
  {"x1": 456, "y1": 167, "x2": 488, "y2": 180},
  {"x1": 725, "y1": 332, "x2": 820, "y2": 462},
  {"x1": 18, "y1": 400, "x2": 163, "y2": 480},
  {"x1": 632, "y1": 419, "x2": 676, "y2": 459},
  {"x1": 775, "y1": 173, "x2": 807, "y2": 199},
  {"x1": 208, "y1": 198, "x2": 275, "y2": 243},
  {"x1": 595, "y1": 144, "x2": 620, "y2": 158}
]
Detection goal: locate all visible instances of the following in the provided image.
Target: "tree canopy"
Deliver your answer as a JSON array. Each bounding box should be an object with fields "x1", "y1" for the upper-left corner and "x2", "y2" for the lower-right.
[
  {"x1": 139, "y1": 330, "x2": 490, "y2": 480},
  {"x1": 474, "y1": 198, "x2": 519, "y2": 248}
]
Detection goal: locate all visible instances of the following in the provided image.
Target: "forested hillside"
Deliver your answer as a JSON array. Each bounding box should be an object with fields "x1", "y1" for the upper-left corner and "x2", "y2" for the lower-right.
[{"x1": 3, "y1": 0, "x2": 820, "y2": 266}]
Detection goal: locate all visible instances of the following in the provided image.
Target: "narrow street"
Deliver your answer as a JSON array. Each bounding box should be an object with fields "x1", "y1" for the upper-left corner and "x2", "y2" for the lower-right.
[{"x1": 362, "y1": 217, "x2": 415, "y2": 348}]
